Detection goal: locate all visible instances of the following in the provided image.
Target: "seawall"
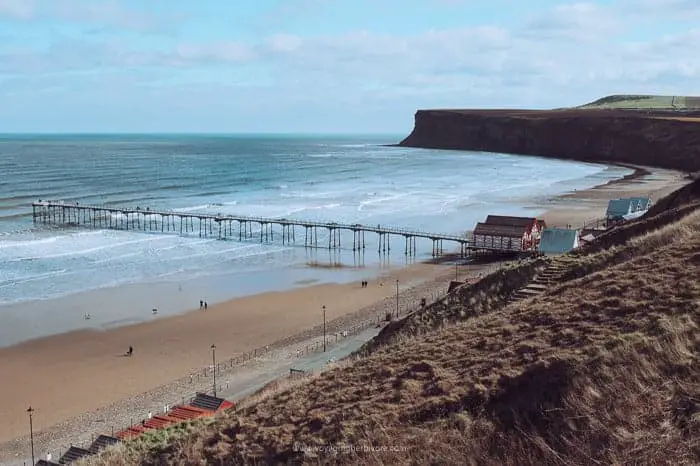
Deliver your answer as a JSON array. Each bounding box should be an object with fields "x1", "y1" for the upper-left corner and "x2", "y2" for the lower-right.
[{"x1": 399, "y1": 109, "x2": 700, "y2": 172}]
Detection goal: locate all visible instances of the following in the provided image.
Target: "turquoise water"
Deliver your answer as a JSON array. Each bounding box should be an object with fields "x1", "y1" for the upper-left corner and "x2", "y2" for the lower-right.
[{"x1": 0, "y1": 134, "x2": 630, "y2": 344}]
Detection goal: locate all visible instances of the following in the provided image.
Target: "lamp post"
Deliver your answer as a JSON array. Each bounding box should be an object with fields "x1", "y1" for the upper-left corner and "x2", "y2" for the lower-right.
[
  {"x1": 395, "y1": 279, "x2": 399, "y2": 318},
  {"x1": 27, "y1": 406, "x2": 35, "y2": 466},
  {"x1": 210, "y1": 344, "x2": 217, "y2": 397},
  {"x1": 322, "y1": 305, "x2": 326, "y2": 352}
]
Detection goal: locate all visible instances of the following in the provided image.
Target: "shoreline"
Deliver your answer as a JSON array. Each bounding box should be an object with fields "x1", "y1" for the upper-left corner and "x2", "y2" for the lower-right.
[
  {"x1": 0, "y1": 163, "x2": 690, "y2": 465},
  {"x1": 0, "y1": 156, "x2": 631, "y2": 349},
  {"x1": 0, "y1": 262, "x2": 456, "y2": 445},
  {"x1": 0, "y1": 261, "x2": 492, "y2": 464}
]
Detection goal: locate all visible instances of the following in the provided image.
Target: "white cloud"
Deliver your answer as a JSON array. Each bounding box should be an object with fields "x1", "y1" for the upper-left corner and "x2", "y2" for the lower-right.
[
  {"x1": 53, "y1": 0, "x2": 156, "y2": 31},
  {"x1": 265, "y1": 34, "x2": 304, "y2": 53},
  {"x1": 2, "y1": 0, "x2": 700, "y2": 132},
  {"x1": 623, "y1": 0, "x2": 700, "y2": 17},
  {"x1": 169, "y1": 42, "x2": 255, "y2": 65},
  {"x1": 523, "y1": 2, "x2": 621, "y2": 41},
  {"x1": 0, "y1": 0, "x2": 161, "y2": 31},
  {"x1": 0, "y1": 0, "x2": 34, "y2": 19},
  {"x1": 3, "y1": 13, "x2": 699, "y2": 105}
]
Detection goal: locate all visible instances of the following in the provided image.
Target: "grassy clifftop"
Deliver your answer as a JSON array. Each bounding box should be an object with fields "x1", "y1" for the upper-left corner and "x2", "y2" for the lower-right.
[
  {"x1": 578, "y1": 94, "x2": 700, "y2": 110},
  {"x1": 88, "y1": 182, "x2": 700, "y2": 465}
]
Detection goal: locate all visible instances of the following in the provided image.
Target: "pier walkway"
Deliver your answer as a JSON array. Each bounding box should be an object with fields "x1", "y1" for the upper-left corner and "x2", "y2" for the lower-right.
[{"x1": 32, "y1": 200, "x2": 482, "y2": 256}]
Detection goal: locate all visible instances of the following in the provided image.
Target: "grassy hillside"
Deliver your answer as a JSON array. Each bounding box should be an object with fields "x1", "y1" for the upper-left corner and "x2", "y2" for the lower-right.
[
  {"x1": 88, "y1": 184, "x2": 700, "y2": 466},
  {"x1": 578, "y1": 94, "x2": 700, "y2": 110}
]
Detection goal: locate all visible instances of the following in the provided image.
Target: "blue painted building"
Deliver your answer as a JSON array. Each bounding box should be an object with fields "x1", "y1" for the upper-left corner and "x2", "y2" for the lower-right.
[
  {"x1": 605, "y1": 197, "x2": 652, "y2": 224},
  {"x1": 539, "y1": 228, "x2": 580, "y2": 255}
]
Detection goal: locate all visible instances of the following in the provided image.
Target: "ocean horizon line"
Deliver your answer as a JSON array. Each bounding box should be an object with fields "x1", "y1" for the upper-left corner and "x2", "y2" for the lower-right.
[{"x1": 0, "y1": 132, "x2": 406, "y2": 139}]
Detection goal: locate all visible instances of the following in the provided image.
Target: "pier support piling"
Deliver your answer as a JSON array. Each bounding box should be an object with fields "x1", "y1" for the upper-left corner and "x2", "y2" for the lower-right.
[{"x1": 30, "y1": 201, "x2": 480, "y2": 259}]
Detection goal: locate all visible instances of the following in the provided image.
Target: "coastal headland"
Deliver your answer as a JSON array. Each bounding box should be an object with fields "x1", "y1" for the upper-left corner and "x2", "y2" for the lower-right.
[{"x1": 399, "y1": 106, "x2": 700, "y2": 173}]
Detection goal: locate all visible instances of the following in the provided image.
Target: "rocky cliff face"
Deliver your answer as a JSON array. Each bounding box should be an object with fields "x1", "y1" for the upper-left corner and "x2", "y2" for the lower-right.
[{"x1": 399, "y1": 109, "x2": 700, "y2": 172}]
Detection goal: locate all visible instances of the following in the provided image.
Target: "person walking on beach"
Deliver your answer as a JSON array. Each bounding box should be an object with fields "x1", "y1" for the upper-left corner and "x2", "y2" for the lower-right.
[
  {"x1": 127, "y1": 346, "x2": 133, "y2": 357},
  {"x1": 204, "y1": 301, "x2": 208, "y2": 310},
  {"x1": 200, "y1": 300, "x2": 203, "y2": 309}
]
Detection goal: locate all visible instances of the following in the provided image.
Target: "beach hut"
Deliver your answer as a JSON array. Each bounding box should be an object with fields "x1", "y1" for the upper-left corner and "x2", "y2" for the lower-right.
[
  {"x1": 539, "y1": 228, "x2": 580, "y2": 255},
  {"x1": 629, "y1": 196, "x2": 652, "y2": 213},
  {"x1": 473, "y1": 215, "x2": 546, "y2": 251},
  {"x1": 486, "y1": 215, "x2": 545, "y2": 248},
  {"x1": 605, "y1": 197, "x2": 652, "y2": 225}
]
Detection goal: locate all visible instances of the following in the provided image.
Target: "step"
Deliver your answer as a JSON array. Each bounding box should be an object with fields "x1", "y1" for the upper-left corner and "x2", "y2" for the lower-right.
[{"x1": 525, "y1": 283, "x2": 549, "y2": 290}]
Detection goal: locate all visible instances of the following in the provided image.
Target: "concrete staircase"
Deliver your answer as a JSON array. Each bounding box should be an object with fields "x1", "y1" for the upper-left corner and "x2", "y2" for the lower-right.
[{"x1": 509, "y1": 262, "x2": 569, "y2": 303}]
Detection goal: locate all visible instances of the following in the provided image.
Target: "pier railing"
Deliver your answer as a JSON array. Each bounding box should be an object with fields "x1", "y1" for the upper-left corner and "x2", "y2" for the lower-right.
[{"x1": 31, "y1": 200, "x2": 482, "y2": 256}]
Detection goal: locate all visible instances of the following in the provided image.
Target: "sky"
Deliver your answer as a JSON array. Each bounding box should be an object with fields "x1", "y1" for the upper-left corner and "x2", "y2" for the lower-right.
[{"x1": 0, "y1": 0, "x2": 699, "y2": 133}]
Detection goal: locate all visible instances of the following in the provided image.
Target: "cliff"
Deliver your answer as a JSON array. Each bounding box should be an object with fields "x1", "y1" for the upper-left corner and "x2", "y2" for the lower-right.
[{"x1": 399, "y1": 109, "x2": 700, "y2": 172}]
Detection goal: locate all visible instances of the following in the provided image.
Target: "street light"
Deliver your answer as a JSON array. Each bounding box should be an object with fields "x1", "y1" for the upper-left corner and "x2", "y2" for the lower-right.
[
  {"x1": 27, "y1": 406, "x2": 35, "y2": 466},
  {"x1": 395, "y1": 279, "x2": 399, "y2": 318},
  {"x1": 322, "y1": 305, "x2": 326, "y2": 352},
  {"x1": 210, "y1": 344, "x2": 217, "y2": 397}
]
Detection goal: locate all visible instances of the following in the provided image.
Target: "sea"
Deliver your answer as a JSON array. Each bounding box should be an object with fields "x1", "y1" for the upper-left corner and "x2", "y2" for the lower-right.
[{"x1": 0, "y1": 134, "x2": 632, "y2": 347}]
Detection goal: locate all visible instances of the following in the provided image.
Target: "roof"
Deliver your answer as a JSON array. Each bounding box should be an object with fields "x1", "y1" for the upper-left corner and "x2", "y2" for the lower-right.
[
  {"x1": 58, "y1": 446, "x2": 92, "y2": 464},
  {"x1": 606, "y1": 199, "x2": 633, "y2": 217},
  {"x1": 484, "y1": 215, "x2": 537, "y2": 227},
  {"x1": 580, "y1": 233, "x2": 596, "y2": 242},
  {"x1": 629, "y1": 197, "x2": 652, "y2": 211},
  {"x1": 606, "y1": 197, "x2": 652, "y2": 218},
  {"x1": 539, "y1": 228, "x2": 579, "y2": 253},
  {"x1": 474, "y1": 222, "x2": 526, "y2": 238}
]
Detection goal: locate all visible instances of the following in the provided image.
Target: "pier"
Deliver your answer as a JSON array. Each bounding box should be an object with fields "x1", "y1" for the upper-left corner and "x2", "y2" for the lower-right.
[{"x1": 32, "y1": 200, "x2": 481, "y2": 257}]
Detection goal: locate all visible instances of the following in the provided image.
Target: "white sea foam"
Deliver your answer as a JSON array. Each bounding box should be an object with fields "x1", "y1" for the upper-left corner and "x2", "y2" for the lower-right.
[{"x1": 0, "y1": 136, "x2": 632, "y2": 340}]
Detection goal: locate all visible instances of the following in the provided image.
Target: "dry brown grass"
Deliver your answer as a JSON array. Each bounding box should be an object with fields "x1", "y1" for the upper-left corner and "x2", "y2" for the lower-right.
[{"x1": 89, "y1": 205, "x2": 700, "y2": 465}]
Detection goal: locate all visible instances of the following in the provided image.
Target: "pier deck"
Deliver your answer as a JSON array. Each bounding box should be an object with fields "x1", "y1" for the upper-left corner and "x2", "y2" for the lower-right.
[{"x1": 30, "y1": 200, "x2": 505, "y2": 256}]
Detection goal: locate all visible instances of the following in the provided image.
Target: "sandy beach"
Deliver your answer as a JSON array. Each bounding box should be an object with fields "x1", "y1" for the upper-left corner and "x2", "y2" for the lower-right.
[
  {"x1": 0, "y1": 263, "x2": 446, "y2": 441},
  {"x1": 0, "y1": 164, "x2": 690, "y2": 464}
]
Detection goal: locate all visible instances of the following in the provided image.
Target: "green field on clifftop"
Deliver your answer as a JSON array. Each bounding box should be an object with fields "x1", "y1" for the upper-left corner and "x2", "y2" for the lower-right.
[{"x1": 579, "y1": 94, "x2": 700, "y2": 110}]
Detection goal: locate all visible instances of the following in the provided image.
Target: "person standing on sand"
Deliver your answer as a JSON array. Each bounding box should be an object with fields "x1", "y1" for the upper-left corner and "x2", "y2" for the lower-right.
[
  {"x1": 127, "y1": 346, "x2": 133, "y2": 357},
  {"x1": 204, "y1": 301, "x2": 208, "y2": 310},
  {"x1": 200, "y1": 300, "x2": 203, "y2": 309}
]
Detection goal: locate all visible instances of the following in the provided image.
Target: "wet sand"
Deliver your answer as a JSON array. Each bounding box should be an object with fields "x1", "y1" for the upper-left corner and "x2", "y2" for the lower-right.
[{"x1": 0, "y1": 262, "x2": 449, "y2": 447}]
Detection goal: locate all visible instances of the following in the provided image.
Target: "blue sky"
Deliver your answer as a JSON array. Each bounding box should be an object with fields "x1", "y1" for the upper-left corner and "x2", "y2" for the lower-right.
[{"x1": 0, "y1": 0, "x2": 699, "y2": 133}]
